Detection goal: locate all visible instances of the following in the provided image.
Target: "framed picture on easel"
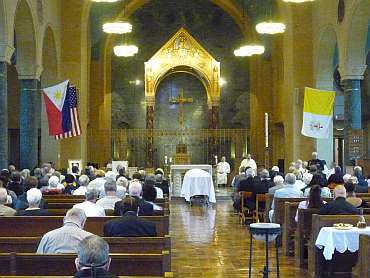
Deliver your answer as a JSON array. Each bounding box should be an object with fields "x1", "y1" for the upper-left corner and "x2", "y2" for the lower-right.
[{"x1": 68, "y1": 159, "x2": 82, "y2": 174}]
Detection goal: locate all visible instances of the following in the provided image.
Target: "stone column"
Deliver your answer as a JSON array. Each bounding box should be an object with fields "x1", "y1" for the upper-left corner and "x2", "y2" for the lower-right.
[
  {"x1": 340, "y1": 65, "x2": 367, "y2": 166},
  {"x1": 0, "y1": 44, "x2": 15, "y2": 169},
  {"x1": 0, "y1": 62, "x2": 8, "y2": 169},
  {"x1": 145, "y1": 96, "x2": 155, "y2": 168},
  {"x1": 19, "y1": 79, "x2": 40, "y2": 169}
]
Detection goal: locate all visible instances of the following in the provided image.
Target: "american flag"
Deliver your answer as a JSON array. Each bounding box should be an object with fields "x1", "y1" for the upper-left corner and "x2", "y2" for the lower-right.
[{"x1": 55, "y1": 85, "x2": 81, "y2": 140}]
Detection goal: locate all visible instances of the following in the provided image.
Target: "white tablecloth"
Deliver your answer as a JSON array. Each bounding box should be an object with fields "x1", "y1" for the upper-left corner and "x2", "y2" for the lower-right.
[
  {"x1": 180, "y1": 169, "x2": 216, "y2": 203},
  {"x1": 315, "y1": 226, "x2": 370, "y2": 260}
]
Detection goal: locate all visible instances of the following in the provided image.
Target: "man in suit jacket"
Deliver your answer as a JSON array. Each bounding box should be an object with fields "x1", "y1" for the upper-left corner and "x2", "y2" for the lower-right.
[
  {"x1": 320, "y1": 185, "x2": 359, "y2": 215},
  {"x1": 104, "y1": 196, "x2": 157, "y2": 237},
  {"x1": 114, "y1": 181, "x2": 153, "y2": 216}
]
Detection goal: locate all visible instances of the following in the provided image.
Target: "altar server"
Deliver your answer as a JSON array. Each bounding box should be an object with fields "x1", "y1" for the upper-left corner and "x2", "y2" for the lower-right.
[
  {"x1": 241, "y1": 154, "x2": 257, "y2": 175},
  {"x1": 217, "y1": 156, "x2": 231, "y2": 187}
]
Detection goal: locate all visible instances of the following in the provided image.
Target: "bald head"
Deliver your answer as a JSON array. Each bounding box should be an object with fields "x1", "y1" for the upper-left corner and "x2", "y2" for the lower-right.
[
  {"x1": 64, "y1": 208, "x2": 87, "y2": 228},
  {"x1": 334, "y1": 185, "x2": 347, "y2": 199}
]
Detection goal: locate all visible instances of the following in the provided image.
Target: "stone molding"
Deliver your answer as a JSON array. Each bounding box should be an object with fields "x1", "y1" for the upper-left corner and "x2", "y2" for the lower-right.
[
  {"x1": 17, "y1": 64, "x2": 44, "y2": 81},
  {"x1": 0, "y1": 44, "x2": 15, "y2": 64},
  {"x1": 339, "y1": 64, "x2": 367, "y2": 80}
]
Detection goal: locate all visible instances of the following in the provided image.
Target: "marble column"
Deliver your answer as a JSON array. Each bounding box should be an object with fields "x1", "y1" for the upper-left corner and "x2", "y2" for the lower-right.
[
  {"x1": 19, "y1": 79, "x2": 40, "y2": 169},
  {"x1": 0, "y1": 62, "x2": 8, "y2": 169},
  {"x1": 343, "y1": 79, "x2": 362, "y2": 165},
  {"x1": 146, "y1": 97, "x2": 155, "y2": 168}
]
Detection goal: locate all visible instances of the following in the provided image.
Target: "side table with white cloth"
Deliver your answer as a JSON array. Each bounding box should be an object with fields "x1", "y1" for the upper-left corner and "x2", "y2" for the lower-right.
[
  {"x1": 180, "y1": 168, "x2": 216, "y2": 205},
  {"x1": 315, "y1": 226, "x2": 370, "y2": 277}
]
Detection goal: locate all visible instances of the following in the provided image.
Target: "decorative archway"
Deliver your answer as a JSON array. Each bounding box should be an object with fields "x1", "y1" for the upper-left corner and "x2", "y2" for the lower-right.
[
  {"x1": 144, "y1": 28, "x2": 221, "y2": 166},
  {"x1": 145, "y1": 28, "x2": 220, "y2": 105}
]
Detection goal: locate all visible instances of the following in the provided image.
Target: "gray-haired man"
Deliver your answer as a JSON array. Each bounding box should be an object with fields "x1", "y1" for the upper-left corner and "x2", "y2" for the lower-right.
[
  {"x1": 74, "y1": 235, "x2": 118, "y2": 278},
  {"x1": 37, "y1": 208, "x2": 93, "y2": 254}
]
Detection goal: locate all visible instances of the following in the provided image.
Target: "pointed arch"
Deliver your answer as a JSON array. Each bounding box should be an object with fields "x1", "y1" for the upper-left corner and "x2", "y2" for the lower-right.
[
  {"x1": 315, "y1": 25, "x2": 338, "y2": 88},
  {"x1": 346, "y1": 0, "x2": 370, "y2": 67},
  {"x1": 14, "y1": 0, "x2": 38, "y2": 78}
]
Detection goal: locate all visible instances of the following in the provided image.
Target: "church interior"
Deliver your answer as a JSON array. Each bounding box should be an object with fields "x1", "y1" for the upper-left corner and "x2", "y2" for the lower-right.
[{"x1": 0, "y1": 0, "x2": 370, "y2": 277}]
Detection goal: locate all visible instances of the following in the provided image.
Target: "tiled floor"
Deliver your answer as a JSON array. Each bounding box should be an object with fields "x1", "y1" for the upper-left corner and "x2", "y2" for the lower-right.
[{"x1": 170, "y1": 199, "x2": 309, "y2": 277}]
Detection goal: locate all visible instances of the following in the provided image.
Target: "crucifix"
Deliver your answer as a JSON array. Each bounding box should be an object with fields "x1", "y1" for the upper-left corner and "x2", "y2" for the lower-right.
[{"x1": 169, "y1": 89, "x2": 193, "y2": 130}]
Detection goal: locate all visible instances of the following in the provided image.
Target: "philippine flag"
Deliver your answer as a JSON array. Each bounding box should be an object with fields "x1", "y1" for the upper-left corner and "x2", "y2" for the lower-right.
[{"x1": 43, "y1": 80, "x2": 71, "y2": 136}]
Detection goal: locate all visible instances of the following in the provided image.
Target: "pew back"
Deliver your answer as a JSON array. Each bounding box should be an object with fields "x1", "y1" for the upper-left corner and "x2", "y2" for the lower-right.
[
  {"x1": 282, "y1": 202, "x2": 299, "y2": 256},
  {"x1": 0, "y1": 216, "x2": 169, "y2": 237},
  {"x1": 0, "y1": 252, "x2": 171, "y2": 276},
  {"x1": 0, "y1": 236, "x2": 171, "y2": 254}
]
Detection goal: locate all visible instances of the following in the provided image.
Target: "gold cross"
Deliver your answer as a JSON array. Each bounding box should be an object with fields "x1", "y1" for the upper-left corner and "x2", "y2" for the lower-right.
[{"x1": 169, "y1": 89, "x2": 193, "y2": 129}]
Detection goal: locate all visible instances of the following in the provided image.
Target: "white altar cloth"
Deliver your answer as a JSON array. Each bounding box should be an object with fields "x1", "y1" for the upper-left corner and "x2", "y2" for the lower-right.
[
  {"x1": 180, "y1": 168, "x2": 216, "y2": 203},
  {"x1": 170, "y1": 164, "x2": 212, "y2": 197},
  {"x1": 315, "y1": 226, "x2": 370, "y2": 260}
]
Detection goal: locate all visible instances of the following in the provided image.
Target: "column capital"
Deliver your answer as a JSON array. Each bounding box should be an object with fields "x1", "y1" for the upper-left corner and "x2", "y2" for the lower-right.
[
  {"x1": 145, "y1": 95, "x2": 156, "y2": 106},
  {"x1": 0, "y1": 44, "x2": 15, "y2": 64},
  {"x1": 17, "y1": 64, "x2": 43, "y2": 81},
  {"x1": 207, "y1": 98, "x2": 220, "y2": 109},
  {"x1": 339, "y1": 64, "x2": 367, "y2": 80}
]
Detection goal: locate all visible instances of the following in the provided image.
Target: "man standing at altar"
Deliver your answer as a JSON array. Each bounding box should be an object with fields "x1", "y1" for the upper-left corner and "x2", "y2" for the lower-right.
[
  {"x1": 241, "y1": 154, "x2": 257, "y2": 175},
  {"x1": 217, "y1": 156, "x2": 231, "y2": 187}
]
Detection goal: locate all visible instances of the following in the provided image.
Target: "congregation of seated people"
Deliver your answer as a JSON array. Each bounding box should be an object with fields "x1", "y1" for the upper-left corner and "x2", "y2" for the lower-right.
[
  {"x1": 0, "y1": 162, "x2": 169, "y2": 216},
  {"x1": 232, "y1": 151, "x2": 370, "y2": 224}
]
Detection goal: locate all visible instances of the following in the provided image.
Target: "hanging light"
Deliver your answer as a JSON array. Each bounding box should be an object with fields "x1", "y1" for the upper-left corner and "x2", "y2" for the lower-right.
[
  {"x1": 114, "y1": 44, "x2": 138, "y2": 57},
  {"x1": 256, "y1": 22, "x2": 286, "y2": 34},
  {"x1": 103, "y1": 21, "x2": 132, "y2": 34},
  {"x1": 282, "y1": 0, "x2": 315, "y2": 3},
  {"x1": 234, "y1": 45, "x2": 265, "y2": 57}
]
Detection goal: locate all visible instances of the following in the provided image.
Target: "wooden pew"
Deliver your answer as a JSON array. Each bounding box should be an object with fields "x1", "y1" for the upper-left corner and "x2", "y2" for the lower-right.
[
  {"x1": 44, "y1": 208, "x2": 168, "y2": 216},
  {"x1": 308, "y1": 214, "x2": 370, "y2": 278},
  {"x1": 0, "y1": 236, "x2": 171, "y2": 254},
  {"x1": 264, "y1": 194, "x2": 274, "y2": 222},
  {"x1": 0, "y1": 252, "x2": 171, "y2": 276},
  {"x1": 352, "y1": 234, "x2": 370, "y2": 278},
  {"x1": 294, "y1": 208, "x2": 320, "y2": 268},
  {"x1": 282, "y1": 202, "x2": 299, "y2": 256},
  {"x1": 0, "y1": 216, "x2": 169, "y2": 237}
]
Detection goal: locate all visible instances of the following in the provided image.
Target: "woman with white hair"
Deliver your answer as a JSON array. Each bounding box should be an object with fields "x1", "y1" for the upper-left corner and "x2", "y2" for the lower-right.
[
  {"x1": 73, "y1": 175, "x2": 90, "y2": 196},
  {"x1": 44, "y1": 176, "x2": 64, "y2": 194},
  {"x1": 116, "y1": 176, "x2": 128, "y2": 199},
  {"x1": 16, "y1": 188, "x2": 49, "y2": 216}
]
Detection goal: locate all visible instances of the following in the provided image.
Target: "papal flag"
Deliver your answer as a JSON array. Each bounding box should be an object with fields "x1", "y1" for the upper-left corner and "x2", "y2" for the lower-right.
[{"x1": 301, "y1": 87, "x2": 335, "y2": 139}]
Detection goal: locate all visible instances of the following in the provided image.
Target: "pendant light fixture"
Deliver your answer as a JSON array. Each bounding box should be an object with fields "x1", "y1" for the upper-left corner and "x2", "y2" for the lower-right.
[
  {"x1": 233, "y1": 0, "x2": 265, "y2": 57},
  {"x1": 256, "y1": 0, "x2": 286, "y2": 35}
]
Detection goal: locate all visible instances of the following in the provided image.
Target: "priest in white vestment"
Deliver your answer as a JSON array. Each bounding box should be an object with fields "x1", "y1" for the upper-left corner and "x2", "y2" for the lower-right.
[
  {"x1": 240, "y1": 154, "x2": 257, "y2": 175},
  {"x1": 217, "y1": 156, "x2": 231, "y2": 186}
]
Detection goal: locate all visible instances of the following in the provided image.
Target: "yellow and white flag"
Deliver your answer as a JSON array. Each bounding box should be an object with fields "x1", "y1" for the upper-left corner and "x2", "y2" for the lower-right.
[{"x1": 301, "y1": 87, "x2": 335, "y2": 139}]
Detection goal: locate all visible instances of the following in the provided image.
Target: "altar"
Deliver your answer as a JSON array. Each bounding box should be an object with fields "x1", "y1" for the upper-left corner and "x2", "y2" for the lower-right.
[{"x1": 170, "y1": 164, "x2": 213, "y2": 197}]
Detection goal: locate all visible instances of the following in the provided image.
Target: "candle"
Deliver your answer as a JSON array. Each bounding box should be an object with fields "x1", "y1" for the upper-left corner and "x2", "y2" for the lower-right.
[
  {"x1": 265, "y1": 113, "x2": 269, "y2": 148},
  {"x1": 164, "y1": 156, "x2": 168, "y2": 164},
  {"x1": 215, "y1": 155, "x2": 218, "y2": 165},
  {"x1": 169, "y1": 157, "x2": 172, "y2": 164}
]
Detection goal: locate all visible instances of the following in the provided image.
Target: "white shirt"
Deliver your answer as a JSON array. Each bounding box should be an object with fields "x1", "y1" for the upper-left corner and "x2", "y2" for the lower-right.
[
  {"x1": 241, "y1": 158, "x2": 257, "y2": 171},
  {"x1": 73, "y1": 201, "x2": 105, "y2": 217},
  {"x1": 155, "y1": 187, "x2": 164, "y2": 199},
  {"x1": 217, "y1": 161, "x2": 230, "y2": 174},
  {"x1": 73, "y1": 186, "x2": 88, "y2": 196},
  {"x1": 96, "y1": 196, "x2": 121, "y2": 210}
]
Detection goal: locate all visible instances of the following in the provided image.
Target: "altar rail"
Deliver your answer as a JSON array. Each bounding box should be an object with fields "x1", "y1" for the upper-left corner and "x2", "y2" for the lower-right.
[{"x1": 108, "y1": 128, "x2": 248, "y2": 168}]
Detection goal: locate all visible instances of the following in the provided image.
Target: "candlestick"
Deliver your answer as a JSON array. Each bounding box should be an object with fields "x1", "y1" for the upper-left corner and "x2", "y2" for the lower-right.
[
  {"x1": 169, "y1": 157, "x2": 172, "y2": 164},
  {"x1": 164, "y1": 156, "x2": 168, "y2": 165},
  {"x1": 215, "y1": 155, "x2": 218, "y2": 165},
  {"x1": 264, "y1": 113, "x2": 269, "y2": 148}
]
